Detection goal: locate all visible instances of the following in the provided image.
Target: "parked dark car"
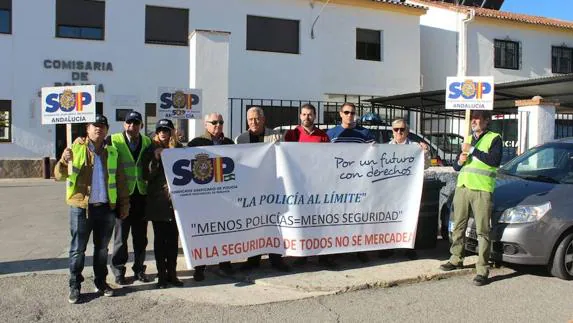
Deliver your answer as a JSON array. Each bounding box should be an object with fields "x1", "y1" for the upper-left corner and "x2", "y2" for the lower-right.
[{"x1": 445, "y1": 138, "x2": 573, "y2": 280}]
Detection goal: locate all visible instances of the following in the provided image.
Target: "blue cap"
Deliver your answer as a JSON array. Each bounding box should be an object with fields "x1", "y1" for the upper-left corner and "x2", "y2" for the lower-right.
[{"x1": 125, "y1": 111, "x2": 143, "y2": 123}]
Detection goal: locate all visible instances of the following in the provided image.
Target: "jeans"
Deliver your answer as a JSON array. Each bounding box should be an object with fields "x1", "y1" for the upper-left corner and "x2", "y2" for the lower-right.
[
  {"x1": 111, "y1": 192, "x2": 148, "y2": 277},
  {"x1": 68, "y1": 204, "x2": 115, "y2": 288}
]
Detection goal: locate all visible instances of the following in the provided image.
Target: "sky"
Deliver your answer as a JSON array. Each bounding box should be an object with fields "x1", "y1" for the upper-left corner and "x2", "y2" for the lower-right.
[{"x1": 501, "y1": 0, "x2": 573, "y2": 21}]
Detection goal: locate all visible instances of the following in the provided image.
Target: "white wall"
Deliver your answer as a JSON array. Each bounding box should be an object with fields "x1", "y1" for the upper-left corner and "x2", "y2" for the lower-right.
[
  {"x1": 0, "y1": 0, "x2": 423, "y2": 159},
  {"x1": 413, "y1": 2, "x2": 573, "y2": 91},
  {"x1": 418, "y1": 6, "x2": 461, "y2": 91},
  {"x1": 467, "y1": 21, "x2": 573, "y2": 82}
]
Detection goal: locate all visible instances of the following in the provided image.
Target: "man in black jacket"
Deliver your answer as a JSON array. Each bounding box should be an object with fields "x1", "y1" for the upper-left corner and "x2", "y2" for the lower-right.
[{"x1": 187, "y1": 113, "x2": 235, "y2": 281}]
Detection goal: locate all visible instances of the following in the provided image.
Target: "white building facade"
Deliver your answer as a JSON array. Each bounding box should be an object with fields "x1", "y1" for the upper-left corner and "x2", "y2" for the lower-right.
[
  {"x1": 0, "y1": 0, "x2": 425, "y2": 163},
  {"x1": 409, "y1": 0, "x2": 573, "y2": 91}
]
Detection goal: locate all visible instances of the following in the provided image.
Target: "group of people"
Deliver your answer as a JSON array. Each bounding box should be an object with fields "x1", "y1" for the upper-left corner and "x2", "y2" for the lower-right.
[{"x1": 54, "y1": 102, "x2": 501, "y2": 304}]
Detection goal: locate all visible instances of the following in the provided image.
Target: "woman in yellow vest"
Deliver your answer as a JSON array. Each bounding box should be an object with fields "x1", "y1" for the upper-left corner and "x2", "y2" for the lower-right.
[
  {"x1": 54, "y1": 115, "x2": 130, "y2": 304},
  {"x1": 439, "y1": 110, "x2": 502, "y2": 286},
  {"x1": 142, "y1": 119, "x2": 184, "y2": 288}
]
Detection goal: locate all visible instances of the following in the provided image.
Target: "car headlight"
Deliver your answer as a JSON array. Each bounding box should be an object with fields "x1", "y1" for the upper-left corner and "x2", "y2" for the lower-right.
[{"x1": 498, "y1": 202, "x2": 551, "y2": 224}]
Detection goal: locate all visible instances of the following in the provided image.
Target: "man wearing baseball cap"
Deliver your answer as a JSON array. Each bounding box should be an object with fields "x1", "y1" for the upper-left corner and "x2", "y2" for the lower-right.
[
  {"x1": 440, "y1": 110, "x2": 502, "y2": 286},
  {"x1": 55, "y1": 114, "x2": 130, "y2": 303},
  {"x1": 108, "y1": 111, "x2": 153, "y2": 285}
]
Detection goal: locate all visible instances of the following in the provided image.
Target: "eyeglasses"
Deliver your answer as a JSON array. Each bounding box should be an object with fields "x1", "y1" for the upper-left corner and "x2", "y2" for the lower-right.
[
  {"x1": 126, "y1": 120, "x2": 141, "y2": 125},
  {"x1": 342, "y1": 111, "x2": 356, "y2": 116},
  {"x1": 393, "y1": 128, "x2": 406, "y2": 133},
  {"x1": 207, "y1": 120, "x2": 224, "y2": 125}
]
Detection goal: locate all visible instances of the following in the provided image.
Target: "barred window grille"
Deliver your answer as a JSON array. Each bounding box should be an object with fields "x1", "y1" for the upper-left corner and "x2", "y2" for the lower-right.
[
  {"x1": 494, "y1": 39, "x2": 520, "y2": 70},
  {"x1": 552, "y1": 46, "x2": 573, "y2": 74}
]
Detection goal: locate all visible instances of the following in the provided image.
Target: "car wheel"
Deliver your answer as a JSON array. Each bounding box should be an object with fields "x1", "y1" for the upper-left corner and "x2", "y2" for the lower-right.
[{"x1": 550, "y1": 232, "x2": 573, "y2": 280}]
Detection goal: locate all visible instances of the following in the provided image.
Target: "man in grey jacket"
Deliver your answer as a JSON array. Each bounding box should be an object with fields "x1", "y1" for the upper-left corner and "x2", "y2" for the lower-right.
[{"x1": 235, "y1": 107, "x2": 290, "y2": 272}]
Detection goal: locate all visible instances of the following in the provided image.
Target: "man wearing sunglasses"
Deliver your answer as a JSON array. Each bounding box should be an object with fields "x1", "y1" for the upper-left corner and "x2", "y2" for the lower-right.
[
  {"x1": 326, "y1": 103, "x2": 375, "y2": 263},
  {"x1": 187, "y1": 113, "x2": 236, "y2": 281},
  {"x1": 326, "y1": 103, "x2": 375, "y2": 144},
  {"x1": 388, "y1": 118, "x2": 430, "y2": 169},
  {"x1": 108, "y1": 111, "x2": 153, "y2": 285}
]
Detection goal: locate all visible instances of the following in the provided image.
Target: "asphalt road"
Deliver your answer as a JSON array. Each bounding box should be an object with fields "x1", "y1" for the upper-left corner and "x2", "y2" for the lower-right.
[
  {"x1": 1, "y1": 270, "x2": 572, "y2": 322},
  {"x1": 2, "y1": 180, "x2": 573, "y2": 322}
]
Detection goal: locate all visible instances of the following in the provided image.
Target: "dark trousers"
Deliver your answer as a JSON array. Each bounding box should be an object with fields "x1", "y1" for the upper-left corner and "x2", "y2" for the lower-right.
[
  {"x1": 68, "y1": 204, "x2": 115, "y2": 288},
  {"x1": 152, "y1": 220, "x2": 179, "y2": 282},
  {"x1": 247, "y1": 254, "x2": 283, "y2": 265},
  {"x1": 111, "y1": 192, "x2": 148, "y2": 277}
]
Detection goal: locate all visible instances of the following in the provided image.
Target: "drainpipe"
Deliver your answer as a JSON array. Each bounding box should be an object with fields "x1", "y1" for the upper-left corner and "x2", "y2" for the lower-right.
[{"x1": 458, "y1": 8, "x2": 475, "y2": 77}]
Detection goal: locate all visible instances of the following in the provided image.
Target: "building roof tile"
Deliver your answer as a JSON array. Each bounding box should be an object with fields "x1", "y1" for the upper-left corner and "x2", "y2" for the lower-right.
[{"x1": 414, "y1": 0, "x2": 573, "y2": 30}]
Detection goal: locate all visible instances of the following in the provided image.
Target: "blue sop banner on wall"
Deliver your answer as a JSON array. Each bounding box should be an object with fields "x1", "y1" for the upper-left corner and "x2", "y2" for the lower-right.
[{"x1": 162, "y1": 143, "x2": 425, "y2": 267}]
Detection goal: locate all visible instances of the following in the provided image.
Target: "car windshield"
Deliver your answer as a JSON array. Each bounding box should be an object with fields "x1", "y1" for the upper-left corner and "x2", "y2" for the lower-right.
[
  {"x1": 426, "y1": 134, "x2": 463, "y2": 154},
  {"x1": 500, "y1": 143, "x2": 573, "y2": 184}
]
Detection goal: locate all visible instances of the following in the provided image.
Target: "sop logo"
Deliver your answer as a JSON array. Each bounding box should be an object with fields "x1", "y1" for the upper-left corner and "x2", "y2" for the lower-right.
[
  {"x1": 159, "y1": 91, "x2": 200, "y2": 116},
  {"x1": 44, "y1": 89, "x2": 92, "y2": 113},
  {"x1": 172, "y1": 153, "x2": 235, "y2": 186},
  {"x1": 448, "y1": 79, "x2": 492, "y2": 100}
]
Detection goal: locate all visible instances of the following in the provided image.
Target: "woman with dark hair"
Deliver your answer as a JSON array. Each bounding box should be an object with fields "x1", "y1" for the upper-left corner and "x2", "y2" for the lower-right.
[{"x1": 142, "y1": 119, "x2": 184, "y2": 288}]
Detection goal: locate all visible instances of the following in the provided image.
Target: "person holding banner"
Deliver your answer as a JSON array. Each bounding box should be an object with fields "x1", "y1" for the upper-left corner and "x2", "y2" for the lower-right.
[
  {"x1": 235, "y1": 107, "x2": 290, "y2": 272},
  {"x1": 440, "y1": 110, "x2": 502, "y2": 286},
  {"x1": 235, "y1": 106, "x2": 282, "y2": 144},
  {"x1": 327, "y1": 102, "x2": 375, "y2": 263},
  {"x1": 284, "y1": 104, "x2": 337, "y2": 269},
  {"x1": 54, "y1": 114, "x2": 130, "y2": 304},
  {"x1": 379, "y1": 118, "x2": 430, "y2": 260},
  {"x1": 187, "y1": 113, "x2": 235, "y2": 281},
  {"x1": 142, "y1": 119, "x2": 185, "y2": 288},
  {"x1": 108, "y1": 111, "x2": 152, "y2": 285}
]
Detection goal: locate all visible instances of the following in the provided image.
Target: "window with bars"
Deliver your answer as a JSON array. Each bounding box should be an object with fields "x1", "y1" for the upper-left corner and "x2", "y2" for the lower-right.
[
  {"x1": 0, "y1": 0, "x2": 11, "y2": 34},
  {"x1": 0, "y1": 100, "x2": 10, "y2": 142},
  {"x1": 494, "y1": 39, "x2": 520, "y2": 70},
  {"x1": 56, "y1": 0, "x2": 105, "y2": 40},
  {"x1": 552, "y1": 46, "x2": 573, "y2": 74},
  {"x1": 356, "y1": 28, "x2": 382, "y2": 61}
]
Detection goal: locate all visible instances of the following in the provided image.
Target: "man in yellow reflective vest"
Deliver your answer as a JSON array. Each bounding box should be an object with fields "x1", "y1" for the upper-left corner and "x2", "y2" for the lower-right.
[
  {"x1": 439, "y1": 110, "x2": 502, "y2": 286},
  {"x1": 108, "y1": 111, "x2": 152, "y2": 285},
  {"x1": 55, "y1": 115, "x2": 130, "y2": 304}
]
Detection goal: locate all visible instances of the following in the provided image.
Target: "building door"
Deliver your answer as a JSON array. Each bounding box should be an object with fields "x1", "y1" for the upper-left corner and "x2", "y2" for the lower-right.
[{"x1": 55, "y1": 103, "x2": 103, "y2": 159}]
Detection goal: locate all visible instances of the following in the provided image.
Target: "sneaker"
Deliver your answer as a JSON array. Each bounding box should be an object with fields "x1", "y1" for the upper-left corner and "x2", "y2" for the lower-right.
[
  {"x1": 439, "y1": 262, "x2": 463, "y2": 271},
  {"x1": 168, "y1": 276, "x2": 184, "y2": 287},
  {"x1": 135, "y1": 272, "x2": 150, "y2": 283},
  {"x1": 473, "y1": 274, "x2": 489, "y2": 286},
  {"x1": 114, "y1": 275, "x2": 127, "y2": 286},
  {"x1": 156, "y1": 280, "x2": 168, "y2": 289},
  {"x1": 68, "y1": 287, "x2": 80, "y2": 304},
  {"x1": 94, "y1": 282, "x2": 115, "y2": 297}
]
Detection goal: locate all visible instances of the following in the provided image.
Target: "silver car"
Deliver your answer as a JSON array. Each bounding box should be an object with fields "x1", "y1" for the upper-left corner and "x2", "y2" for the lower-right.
[{"x1": 448, "y1": 138, "x2": 573, "y2": 280}]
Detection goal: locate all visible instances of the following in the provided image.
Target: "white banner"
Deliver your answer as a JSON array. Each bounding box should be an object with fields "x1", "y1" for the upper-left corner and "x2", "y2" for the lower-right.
[
  {"x1": 41, "y1": 85, "x2": 96, "y2": 124},
  {"x1": 162, "y1": 143, "x2": 425, "y2": 267},
  {"x1": 445, "y1": 76, "x2": 494, "y2": 110},
  {"x1": 157, "y1": 87, "x2": 202, "y2": 119}
]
